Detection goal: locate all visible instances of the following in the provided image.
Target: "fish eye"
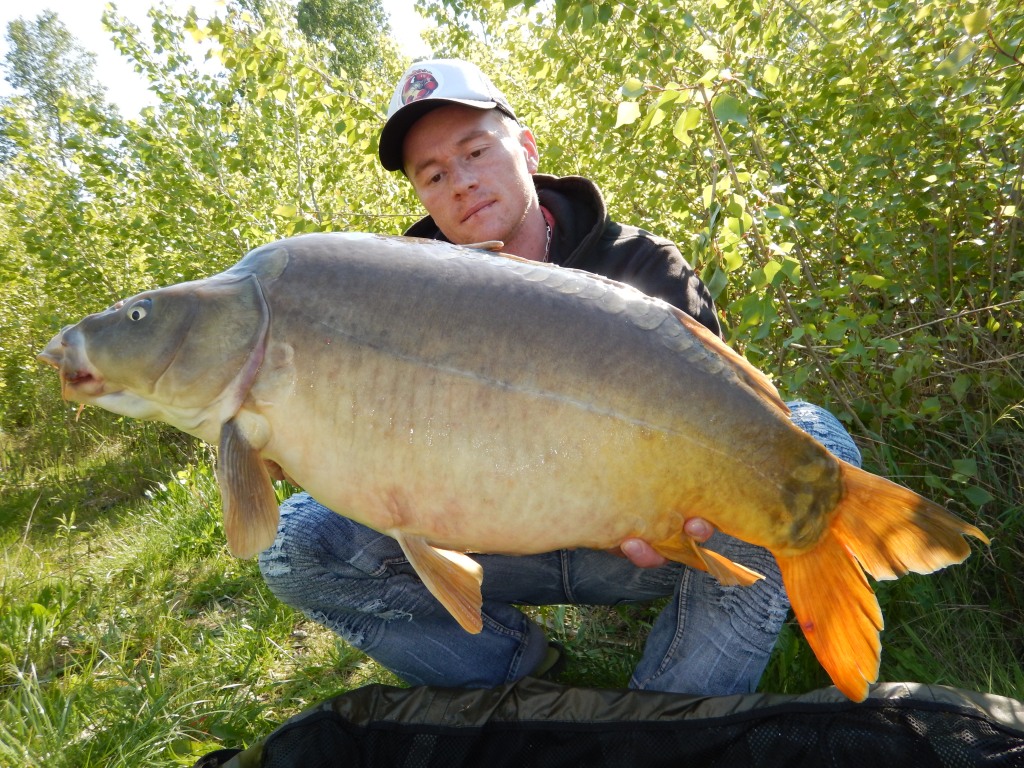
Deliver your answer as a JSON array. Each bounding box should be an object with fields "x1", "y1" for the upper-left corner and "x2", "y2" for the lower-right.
[{"x1": 126, "y1": 299, "x2": 151, "y2": 322}]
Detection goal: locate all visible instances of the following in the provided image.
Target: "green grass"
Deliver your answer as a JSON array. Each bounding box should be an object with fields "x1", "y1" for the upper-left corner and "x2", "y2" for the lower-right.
[
  {"x1": 0, "y1": 454, "x2": 401, "y2": 767},
  {"x1": 1, "y1": 419, "x2": 1021, "y2": 766}
]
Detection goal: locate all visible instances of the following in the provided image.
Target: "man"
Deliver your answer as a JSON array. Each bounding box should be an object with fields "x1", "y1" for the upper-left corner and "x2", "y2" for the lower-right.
[{"x1": 258, "y1": 59, "x2": 861, "y2": 694}]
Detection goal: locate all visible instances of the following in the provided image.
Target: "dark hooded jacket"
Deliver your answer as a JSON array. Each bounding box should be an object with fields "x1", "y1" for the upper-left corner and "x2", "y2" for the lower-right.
[{"x1": 403, "y1": 174, "x2": 722, "y2": 338}]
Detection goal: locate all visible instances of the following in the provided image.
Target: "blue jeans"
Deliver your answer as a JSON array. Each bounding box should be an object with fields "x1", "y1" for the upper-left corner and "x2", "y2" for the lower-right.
[{"x1": 258, "y1": 401, "x2": 861, "y2": 694}]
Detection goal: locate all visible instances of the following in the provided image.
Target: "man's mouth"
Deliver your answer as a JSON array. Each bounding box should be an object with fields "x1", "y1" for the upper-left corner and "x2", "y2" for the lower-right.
[{"x1": 461, "y1": 200, "x2": 494, "y2": 224}]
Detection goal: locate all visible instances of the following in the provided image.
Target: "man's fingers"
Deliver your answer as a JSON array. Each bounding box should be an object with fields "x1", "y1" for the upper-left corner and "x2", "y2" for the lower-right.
[
  {"x1": 617, "y1": 518, "x2": 717, "y2": 568},
  {"x1": 684, "y1": 517, "x2": 715, "y2": 543},
  {"x1": 620, "y1": 539, "x2": 668, "y2": 568}
]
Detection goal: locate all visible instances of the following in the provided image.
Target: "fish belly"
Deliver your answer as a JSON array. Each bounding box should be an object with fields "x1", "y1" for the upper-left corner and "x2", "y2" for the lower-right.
[{"x1": 252, "y1": 321, "x2": 836, "y2": 557}]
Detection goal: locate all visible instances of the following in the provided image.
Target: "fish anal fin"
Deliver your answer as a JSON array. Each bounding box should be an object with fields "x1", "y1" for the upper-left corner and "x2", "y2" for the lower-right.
[
  {"x1": 652, "y1": 533, "x2": 765, "y2": 587},
  {"x1": 776, "y1": 529, "x2": 882, "y2": 702},
  {"x1": 833, "y1": 460, "x2": 990, "y2": 580},
  {"x1": 396, "y1": 533, "x2": 484, "y2": 634},
  {"x1": 218, "y1": 418, "x2": 279, "y2": 558}
]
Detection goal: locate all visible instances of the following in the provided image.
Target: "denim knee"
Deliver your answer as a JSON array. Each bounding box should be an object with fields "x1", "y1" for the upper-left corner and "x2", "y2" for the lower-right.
[
  {"x1": 787, "y1": 400, "x2": 862, "y2": 468},
  {"x1": 257, "y1": 492, "x2": 399, "y2": 607}
]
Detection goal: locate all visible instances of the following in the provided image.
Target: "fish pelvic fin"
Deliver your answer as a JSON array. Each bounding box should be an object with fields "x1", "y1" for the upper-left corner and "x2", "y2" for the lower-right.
[
  {"x1": 395, "y1": 533, "x2": 484, "y2": 634},
  {"x1": 217, "y1": 418, "x2": 280, "y2": 559},
  {"x1": 652, "y1": 533, "x2": 765, "y2": 587},
  {"x1": 833, "y1": 460, "x2": 990, "y2": 580},
  {"x1": 775, "y1": 460, "x2": 989, "y2": 702},
  {"x1": 775, "y1": 528, "x2": 882, "y2": 702}
]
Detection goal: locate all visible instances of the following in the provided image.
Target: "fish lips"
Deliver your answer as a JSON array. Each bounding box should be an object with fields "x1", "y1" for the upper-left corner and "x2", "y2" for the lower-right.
[{"x1": 38, "y1": 326, "x2": 108, "y2": 401}]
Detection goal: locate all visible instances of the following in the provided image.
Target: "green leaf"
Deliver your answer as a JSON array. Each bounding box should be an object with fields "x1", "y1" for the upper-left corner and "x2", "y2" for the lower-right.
[
  {"x1": 711, "y1": 93, "x2": 748, "y2": 126},
  {"x1": 952, "y1": 458, "x2": 979, "y2": 479},
  {"x1": 273, "y1": 204, "x2": 297, "y2": 217},
  {"x1": 856, "y1": 273, "x2": 889, "y2": 289},
  {"x1": 763, "y1": 64, "x2": 780, "y2": 85},
  {"x1": 935, "y1": 41, "x2": 978, "y2": 77},
  {"x1": 639, "y1": 106, "x2": 667, "y2": 131},
  {"x1": 615, "y1": 101, "x2": 641, "y2": 128},
  {"x1": 621, "y1": 77, "x2": 645, "y2": 98},
  {"x1": 706, "y1": 265, "x2": 728, "y2": 299},
  {"x1": 673, "y1": 107, "x2": 702, "y2": 145},
  {"x1": 962, "y1": 8, "x2": 991, "y2": 35},
  {"x1": 762, "y1": 259, "x2": 782, "y2": 285},
  {"x1": 951, "y1": 375, "x2": 972, "y2": 401},
  {"x1": 962, "y1": 486, "x2": 995, "y2": 507},
  {"x1": 696, "y1": 42, "x2": 722, "y2": 62},
  {"x1": 725, "y1": 214, "x2": 751, "y2": 235},
  {"x1": 721, "y1": 248, "x2": 744, "y2": 272},
  {"x1": 780, "y1": 256, "x2": 801, "y2": 284},
  {"x1": 763, "y1": 205, "x2": 791, "y2": 220},
  {"x1": 654, "y1": 89, "x2": 683, "y2": 109}
]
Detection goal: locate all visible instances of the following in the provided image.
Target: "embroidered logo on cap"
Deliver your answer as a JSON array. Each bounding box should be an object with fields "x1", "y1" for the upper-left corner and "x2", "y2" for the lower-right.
[{"x1": 401, "y1": 70, "x2": 439, "y2": 105}]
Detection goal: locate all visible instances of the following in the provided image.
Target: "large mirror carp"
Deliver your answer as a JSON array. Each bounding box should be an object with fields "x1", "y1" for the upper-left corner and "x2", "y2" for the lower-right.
[{"x1": 39, "y1": 233, "x2": 988, "y2": 701}]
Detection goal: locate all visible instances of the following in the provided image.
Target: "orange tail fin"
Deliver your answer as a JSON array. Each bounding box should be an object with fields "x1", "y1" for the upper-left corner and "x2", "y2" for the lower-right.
[
  {"x1": 833, "y1": 460, "x2": 990, "y2": 579},
  {"x1": 776, "y1": 460, "x2": 989, "y2": 702},
  {"x1": 776, "y1": 529, "x2": 883, "y2": 701}
]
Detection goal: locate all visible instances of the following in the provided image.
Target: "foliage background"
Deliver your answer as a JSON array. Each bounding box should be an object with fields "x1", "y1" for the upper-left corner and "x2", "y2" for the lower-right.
[{"x1": 0, "y1": 0, "x2": 1021, "y2": 764}]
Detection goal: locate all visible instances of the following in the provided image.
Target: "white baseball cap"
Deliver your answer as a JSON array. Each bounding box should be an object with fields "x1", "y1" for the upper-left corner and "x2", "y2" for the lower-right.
[{"x1": 379, "y1": 59, "x2": 519, "y2": 172}]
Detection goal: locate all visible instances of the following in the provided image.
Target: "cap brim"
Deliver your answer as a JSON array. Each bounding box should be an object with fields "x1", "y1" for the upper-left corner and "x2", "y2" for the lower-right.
[{"x1": 378, "y1": 98, "x2": 501, "y2": 172}]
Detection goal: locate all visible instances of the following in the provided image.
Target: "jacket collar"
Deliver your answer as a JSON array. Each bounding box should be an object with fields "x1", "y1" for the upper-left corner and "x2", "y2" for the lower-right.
[{"x1": 402, "y1": 174, "x2": 609, "y2": 266}]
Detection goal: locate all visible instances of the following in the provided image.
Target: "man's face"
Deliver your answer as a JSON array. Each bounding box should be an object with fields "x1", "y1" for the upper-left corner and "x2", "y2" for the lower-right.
[{"x1": 402, "y1": 105, "x2": 540, "y2": 248}]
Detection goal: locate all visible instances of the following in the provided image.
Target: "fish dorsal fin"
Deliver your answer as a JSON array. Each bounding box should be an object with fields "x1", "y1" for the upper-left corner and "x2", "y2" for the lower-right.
[
  {"x1": 471, "y1": 252, "x2": 789, "y2": 416},
  {"x1": 218, "y1": 417, "x2": 279, "y2": 558},
  {"x1": 394, "y1": 533, "x2": 484, "y2": 634},
  {"x1": 461, "y1": 240, "x2": 505, "y2": 252},
  {"x1": 668, "y1": 306, "x2": 790, "y2": 415},
  {"x1": 224, "y1": 242, "x2": 290, "y2": 284}
]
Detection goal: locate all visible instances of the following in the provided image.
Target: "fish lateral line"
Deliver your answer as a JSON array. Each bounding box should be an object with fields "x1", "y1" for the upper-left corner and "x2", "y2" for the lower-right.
[{"x1": 305, "y1": 318, "x2": 751, "y2": 462}]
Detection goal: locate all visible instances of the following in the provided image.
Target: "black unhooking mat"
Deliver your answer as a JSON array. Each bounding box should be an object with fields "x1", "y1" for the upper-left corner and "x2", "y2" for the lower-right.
[{"x1": 198, "y1": 678, "x2": 1024, "y2": 767}]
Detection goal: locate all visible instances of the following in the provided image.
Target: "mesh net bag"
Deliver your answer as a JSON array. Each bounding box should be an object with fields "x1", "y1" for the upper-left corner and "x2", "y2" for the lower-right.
[{"x1": 213, "y1": 678, "x2": 1024, "y2": 768}]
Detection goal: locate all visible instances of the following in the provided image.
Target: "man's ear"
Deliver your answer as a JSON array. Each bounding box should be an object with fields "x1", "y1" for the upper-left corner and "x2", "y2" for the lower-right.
[{"x1": 520, "y1": 127, "x2": 540, "y2": 173}]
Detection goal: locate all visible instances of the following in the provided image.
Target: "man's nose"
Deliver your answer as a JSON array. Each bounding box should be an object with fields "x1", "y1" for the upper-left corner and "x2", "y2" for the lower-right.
[{"x1": 450, "y1": 161, "x2": 478, "y2": 194}]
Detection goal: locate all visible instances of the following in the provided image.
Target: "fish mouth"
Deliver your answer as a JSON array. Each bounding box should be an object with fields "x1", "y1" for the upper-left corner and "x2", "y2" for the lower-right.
[
  {"x1": 38, "y1": 330, "x2": 108, "y2": 401},
  {"x1": 57, "y1": 365, "x2": 108, "y2": 401}
]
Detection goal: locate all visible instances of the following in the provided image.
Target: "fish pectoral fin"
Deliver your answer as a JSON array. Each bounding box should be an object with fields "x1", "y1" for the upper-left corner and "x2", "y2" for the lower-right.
[
  {"x1": 217, "y1": 418, "x2": 279, "y2": 558},
  {"x1": 651, "y1": 533, "x2": 765, "y2": 587},
  {"x1": 395, "y1": 533, "x2": 484, "y2": 634},
  {"x1": 776, "y1": 529, "x2": 883, "y2": 703}
]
